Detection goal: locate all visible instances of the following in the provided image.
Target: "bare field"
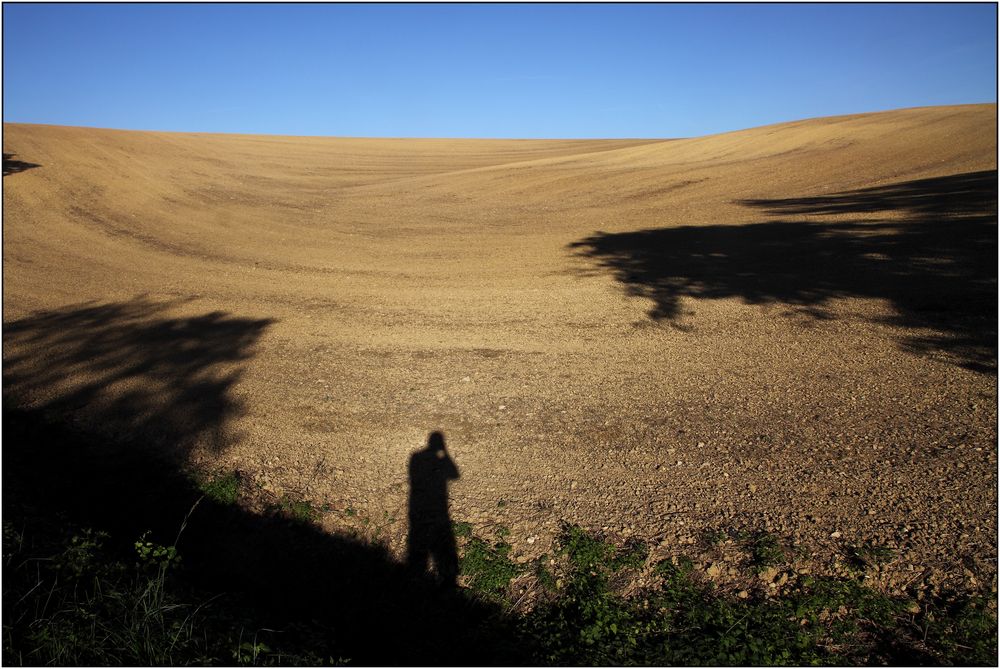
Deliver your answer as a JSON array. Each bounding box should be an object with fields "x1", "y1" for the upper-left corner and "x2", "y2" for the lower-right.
[{"x1": 3, "y1": 105, "x2": 997, "y2": 595}]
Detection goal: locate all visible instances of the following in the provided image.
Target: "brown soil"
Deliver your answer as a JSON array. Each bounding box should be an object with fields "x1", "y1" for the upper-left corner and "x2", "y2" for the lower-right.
[{"x1": 3, "y1": 104, "x2": 996, "y2": 598}]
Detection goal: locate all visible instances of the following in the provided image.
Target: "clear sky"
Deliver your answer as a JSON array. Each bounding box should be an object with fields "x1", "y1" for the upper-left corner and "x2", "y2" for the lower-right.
[{"x1": 3, "y1": 3, "x2": 996, "y2": 138}]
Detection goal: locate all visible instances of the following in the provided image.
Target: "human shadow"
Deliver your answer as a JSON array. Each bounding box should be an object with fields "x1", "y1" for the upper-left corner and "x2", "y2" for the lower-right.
[
  {"x1": 3, "y1": 299, "x2": 525, "y2": 663},
  {"x1": 407, "y1": 431, "x2": 461, "y2": 588},
  {"x1": 3, "y1": 152, "x2": 40, "y2": 176},
  {"x1": 570, "y1": 170, "x2": 997, "y2": 373}
]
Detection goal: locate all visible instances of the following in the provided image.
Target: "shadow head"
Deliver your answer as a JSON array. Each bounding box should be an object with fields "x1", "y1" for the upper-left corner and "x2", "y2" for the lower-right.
[{"x1": 428, "y1": 431, "x2": 447, "y2": 456}]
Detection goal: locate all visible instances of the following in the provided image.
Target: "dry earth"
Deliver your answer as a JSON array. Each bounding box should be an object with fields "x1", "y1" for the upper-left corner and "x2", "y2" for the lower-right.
[{"x1": 3, "y1": 104, "x2": 997, "y2": 599}]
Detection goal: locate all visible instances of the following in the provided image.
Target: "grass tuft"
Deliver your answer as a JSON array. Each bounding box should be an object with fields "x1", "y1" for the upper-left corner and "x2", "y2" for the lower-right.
[
  {"x1": 279, "y1": 497, "x2": 319, "y2": 524},
  {"x1": 199, "y1": 471, "x2": 240, "y2": 506}
]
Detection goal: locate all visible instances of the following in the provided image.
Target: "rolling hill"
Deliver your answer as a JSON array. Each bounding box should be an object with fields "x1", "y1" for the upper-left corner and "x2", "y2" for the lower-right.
[{"x1": 3, "y1": 104, "x2": 996, "y2": 596}]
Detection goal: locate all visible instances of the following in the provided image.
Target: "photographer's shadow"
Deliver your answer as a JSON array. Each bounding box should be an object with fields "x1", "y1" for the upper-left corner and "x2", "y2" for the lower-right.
[{"x1": 407, "y1": 431, "x2": 460, "y2": 588}]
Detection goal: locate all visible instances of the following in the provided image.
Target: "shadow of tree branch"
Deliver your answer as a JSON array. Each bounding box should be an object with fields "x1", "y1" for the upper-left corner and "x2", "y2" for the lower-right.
[
  {"x1": 570, "y1": 171, "x2": 997, "y2": 373},
  {"x1": 3, "y1": 152, "x2": 41, "y2": 176},
  {"x1": 4, "y1": 297, "x2": 273, "y2": 456}
]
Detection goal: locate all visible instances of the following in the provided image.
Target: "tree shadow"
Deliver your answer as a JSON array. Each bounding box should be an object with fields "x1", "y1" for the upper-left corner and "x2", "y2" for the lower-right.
[
  {"x1": 3, "y1": 152, "x2": 40, "y2": 176},
  {"x1": 570, "y1": 171, "x2": 997, "y2": 373},
  {"x1": 4, "y1": 297, "x2": 274, "y2": 457},
  {"x1": 738, "y1": 171, "x2": 996, "y2": 218},
  {"x1": 408, "y1": 431, "x2": 461, "y2": 588},
  {"x1": 3, "y1": 299, "x2": 526, "y2": 663}
]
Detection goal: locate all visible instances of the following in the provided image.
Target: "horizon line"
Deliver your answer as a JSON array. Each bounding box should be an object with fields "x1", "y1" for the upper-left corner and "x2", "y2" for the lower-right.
[{"x1": 3, "y1": 101, "x2": 995, "y2": 142}]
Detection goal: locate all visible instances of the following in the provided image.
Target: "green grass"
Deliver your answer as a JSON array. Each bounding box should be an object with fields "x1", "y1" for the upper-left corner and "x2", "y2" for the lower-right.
[
  {"x1": 452, "y1": 521, "x2": 473, "y2": 539},
  {"x1": 3, "y1": 519, "x2": 341, "y2": 666},
  {"x1": 517, "y1": 523, "x2": 996, "y2": 666},
  {"x1": 199, "y1": 471, "x2": 241, "y2": 506},
  {"x1": 5, "y1": 522, "x2": 220, "y2": 665},
  {"x1": 4, "y1": 512, "x2": 995, "y2": 666},
  {"x1": 278, "y1": 497, "x2": 319, "y2": 524}
]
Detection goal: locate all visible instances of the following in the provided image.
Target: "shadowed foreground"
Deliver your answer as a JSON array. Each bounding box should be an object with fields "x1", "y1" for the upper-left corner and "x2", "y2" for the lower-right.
[{"x1": 2, "y1": 300, "x2": 523, "y2": 665}]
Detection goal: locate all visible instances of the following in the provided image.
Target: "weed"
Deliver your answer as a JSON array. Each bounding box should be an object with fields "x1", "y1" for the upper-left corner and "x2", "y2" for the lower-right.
[
  {"x1": 4, "y1": 524, "x2": 208, "y2": 665},
  {"x1": 701, "y1": 528, "x2": 728, "y2": 547},
  {"x1": 557, "y1": 522, "x2": 616, "y2": 572},
  {"x1": 459, "y1": 535, "x2": 521, "y2": 599},
  {"x1": 534, "y1": 554, "x2": 557, "y2": 592},
  {"x1": 653, "y1": 557, "x2": 679, "y2": 578},
  {"x1": 917, "y1": 594, "x2": 998, "y2": 665},
  {"x1": 200, "y1": 471, "x2": 240, "y2": 506},
  {"x1": 609, "y1": 538, "x2": 648, "y2": 572},
  {"x1": 2, "y1": 516, "x2": 344, "y2": 666},
  {"x1": 653, "y1": 558, "x2": 703, "y2": 607},
  {"x1": 673, "y1": 554, "x2": 695, "y2": 574},
  {"x1": 526, "y1": 525, "x2": 661, "y2": 664},
  {"x1": 280, "y1": 498, "x2": 318, "y2": 524},
  {"x1": 54, "y1": 528, "x2": 111, "y2": 578},
  {"x1": 4, "y1": 501, "x2": 994, "y2": 666},
  {"x1": 134, "y1": 531, "x2": 181, "y2": 571},
  {"x1": 452, "y1": 521, "x2": 473, "y2": 539},
  {"x1": 520, "y1": 525, "x2": 981, "y2": 666},
  {"x1": 845, "y1": 541, "x2": 896, "y2": 571},
  {"x1": 233, "y1": 633, "x2": 273, "y2": 665},
  {"x1": 748, "y1": 531, "x2": 785, "y2": 571}
]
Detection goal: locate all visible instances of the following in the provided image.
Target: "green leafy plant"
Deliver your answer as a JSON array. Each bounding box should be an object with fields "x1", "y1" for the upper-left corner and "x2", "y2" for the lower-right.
[
  {"x1": 701, "y1": 528, "x2": 728, "y2": 547},
  {"x1": 233, "y1": 639, "x2": 272, "y2": 665},
  {"x1": 519, "y1": 525, "x2": 970, "y2": 666},
  {"x1": 455, "y1": 523, "x2": 527, "y2": 599},
  {"x1": 55, "y1": 529, "x2": 110, "y2": 578},
  {"x1": 459, "y1": 535, "x2": 521, "y2": 599},
  {"x1": 4, "y1": 499, "x2": 994, "y2": 666},
  {"x1": 135, "y1": 531, "x2": 181, "y2": 571},
  {"x1": 917, "y1": 594, "x2": 997, "y2": 665},
  {"x1": 558, "y1": 522, "x2": 617, "y2": 572}
]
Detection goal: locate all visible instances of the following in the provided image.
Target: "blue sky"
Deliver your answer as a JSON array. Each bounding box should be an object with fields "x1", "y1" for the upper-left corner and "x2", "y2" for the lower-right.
[{"x1": 3, "y1": 3, "x2": 996, "y2": 138}]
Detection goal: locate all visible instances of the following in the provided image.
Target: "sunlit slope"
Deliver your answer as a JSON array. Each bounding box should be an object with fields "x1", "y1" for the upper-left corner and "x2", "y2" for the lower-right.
[
  {"x1": 2, "y1": 126, "x2": 655, "y2": 309},
  {"x1": 375, "y1": 104, "x2": 996, "y2": 215},
  {"x1": 3, "y1": 105, "x2": 996, "y2": 587},
  {"x1": 4, "y1": 105, "x2": 994, "y2": 319}
]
